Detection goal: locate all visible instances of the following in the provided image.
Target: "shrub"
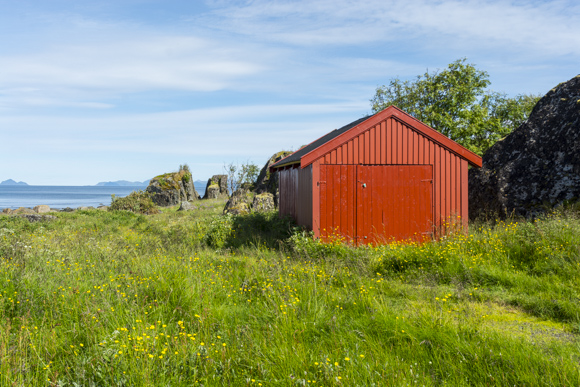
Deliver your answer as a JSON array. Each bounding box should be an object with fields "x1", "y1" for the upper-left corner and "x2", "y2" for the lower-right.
[
  {"x1": 203, "y1": 214, "x2": 234, "y2": 249},
  {"x1": 109, "y1": 190, "x2": 160, "y2": 214}
]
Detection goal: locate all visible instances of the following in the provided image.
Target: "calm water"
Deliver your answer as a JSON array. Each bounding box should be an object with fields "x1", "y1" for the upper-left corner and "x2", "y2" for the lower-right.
[{"x1": 0, "y1": 184, "x2": 207, "y2": 210}]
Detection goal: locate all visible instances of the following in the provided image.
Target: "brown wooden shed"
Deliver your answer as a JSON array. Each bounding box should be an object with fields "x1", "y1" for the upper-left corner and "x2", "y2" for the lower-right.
[{"x1": 270, "y1": 106, "x2": 482, "y2": 245}]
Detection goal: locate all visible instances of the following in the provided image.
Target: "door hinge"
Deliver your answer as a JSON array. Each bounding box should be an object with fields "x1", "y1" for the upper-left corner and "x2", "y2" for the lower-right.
[{"x1": 421, "y1": 179, "x2": 433, "y2": 183}]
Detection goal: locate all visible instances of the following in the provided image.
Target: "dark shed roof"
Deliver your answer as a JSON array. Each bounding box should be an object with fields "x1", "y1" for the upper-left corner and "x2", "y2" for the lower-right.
[{"x1": 271, "y1": 115, "x2": 372, "y2": 169}]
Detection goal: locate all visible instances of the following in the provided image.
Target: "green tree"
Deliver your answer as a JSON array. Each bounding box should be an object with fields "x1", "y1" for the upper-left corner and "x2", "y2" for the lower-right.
[
  {"x1": 224, "y1": 161, "x2": 260, "y2": 193},
  {"x1": 371, "y1": 58, "x2": 540, "y2": 155}
]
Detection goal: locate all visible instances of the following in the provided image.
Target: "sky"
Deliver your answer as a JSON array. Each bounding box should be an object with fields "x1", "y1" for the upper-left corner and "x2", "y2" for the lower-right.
[{"x1": 0, "y1": 0, "x2": 578, "y2": 185}]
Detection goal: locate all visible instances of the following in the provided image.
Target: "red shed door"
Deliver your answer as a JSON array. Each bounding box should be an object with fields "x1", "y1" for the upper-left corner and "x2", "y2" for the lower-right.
[
  {"x1": 319, "y1": 165, "x2": 357, "y2": 243},
  {"x1": 319, "y1": 165, "x2": 433, "y2": 245},
  {"x1": 357, "y1": 165, "x2": 433, "y2": 245}
]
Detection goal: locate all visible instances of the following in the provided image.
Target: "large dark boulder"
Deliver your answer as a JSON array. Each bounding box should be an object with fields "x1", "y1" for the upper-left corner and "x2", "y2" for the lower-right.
[
  {"x1": 469, "y1": 75, "x2": 580, "y2": 219},
  {"x1": 146, "y1": 169, "x2": 200, "y2": 207}
]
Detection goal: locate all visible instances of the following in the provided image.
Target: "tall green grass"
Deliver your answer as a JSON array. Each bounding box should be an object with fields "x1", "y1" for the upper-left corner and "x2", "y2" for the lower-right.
[{"x1": 1, "y1": 204, "x2": 579, "y2": 386}]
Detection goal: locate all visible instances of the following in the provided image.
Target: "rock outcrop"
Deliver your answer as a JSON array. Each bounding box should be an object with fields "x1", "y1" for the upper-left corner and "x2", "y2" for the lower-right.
[
  {"x1": 469, "y1": 75, "x2": 580, "y2": 218},
  {"x1": 12, "y1": 207, "x2": 36, "y2": 215},
  {"x1": 20, "y1": 214, "x2": 57, "y2": 222},
  {"x1": 33, "y1": 205, "x2": 51, "y2": 214},
  {"x1": 146, "y1": 168, "x2": 200, "y2": 207},
  {"x1": 203, "y1": 175, "x2": 229, "y2": 199},
  {"x1": 178, "y1": 201, "x2": 196, "y2": 211},
  {"x1": 222, "y1": 151, "x2": 292, "y2": 215},
  {"x1": 223, "y1": 183, "x2": 254, "y2": 215},
  {"x1": 252, "y1": 193, "x2": 275, "y2": 212},
  {"x1": 255, "y1": 151, "x2": 292, "y2": 207}
]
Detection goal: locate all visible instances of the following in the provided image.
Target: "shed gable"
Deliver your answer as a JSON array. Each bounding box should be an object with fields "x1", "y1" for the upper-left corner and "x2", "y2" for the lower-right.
[{"x1": 300, "y1": 106, "x2": 481, "y2": 168}]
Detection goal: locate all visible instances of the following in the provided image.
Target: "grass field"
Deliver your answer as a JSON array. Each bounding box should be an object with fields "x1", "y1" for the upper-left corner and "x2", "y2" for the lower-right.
[{"x1": 1, "y1": 200, "x2": 579, "y2": 386}]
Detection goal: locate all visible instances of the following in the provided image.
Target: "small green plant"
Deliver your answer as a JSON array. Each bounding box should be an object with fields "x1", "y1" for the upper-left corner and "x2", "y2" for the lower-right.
[
  {"x1": 109, "y1": 190, "x2": 159, "y2": 214},
  {"x1": 203, "y1": 214, "x2": 234, "y2": 249}
]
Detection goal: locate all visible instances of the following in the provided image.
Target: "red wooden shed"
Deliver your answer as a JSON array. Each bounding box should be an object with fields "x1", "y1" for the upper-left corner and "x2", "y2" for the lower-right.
[{"x1": 270, "y1": 106, "x2": 482, "y2": 245}]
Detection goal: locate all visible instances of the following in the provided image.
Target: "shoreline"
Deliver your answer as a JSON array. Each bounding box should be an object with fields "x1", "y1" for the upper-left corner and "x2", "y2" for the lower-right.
[{"x1": 1, "y1": 205, "x2": 109, "y2": 215}]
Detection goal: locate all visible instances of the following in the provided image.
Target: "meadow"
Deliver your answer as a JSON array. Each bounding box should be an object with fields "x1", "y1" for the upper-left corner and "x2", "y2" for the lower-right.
[{"x1": 1, "y1": 200, "x2": 579, "y2": 386}]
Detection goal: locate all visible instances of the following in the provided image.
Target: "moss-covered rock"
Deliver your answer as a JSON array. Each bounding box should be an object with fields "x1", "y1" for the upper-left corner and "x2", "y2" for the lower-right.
[
  {"x1": 255, "y1": 150, "x2": 292, "y2": 207},
  {"x1": 252, "y1": 192, "x2": 275, "y2": 212},
  {"x1": 225, "y1": 202, "x2": 251, "y2": 216},
  {"x1": 223, "y1": 185, "x2": 254, "y2": 215},
  {"x1": 146, "y1": 168, "x2": 200, "y2": 207},
  {"x1": 203, "y1": 175, "x2": 229, "y2": 199}
]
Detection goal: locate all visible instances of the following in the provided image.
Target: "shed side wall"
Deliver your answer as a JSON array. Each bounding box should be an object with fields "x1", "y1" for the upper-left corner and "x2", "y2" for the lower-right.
[
  {"x1": 278, "y1": 166, "x2": 313, "y2": 230},
  {"x1": 315, "y1": 116, "x2": 467, "y2": 234}
]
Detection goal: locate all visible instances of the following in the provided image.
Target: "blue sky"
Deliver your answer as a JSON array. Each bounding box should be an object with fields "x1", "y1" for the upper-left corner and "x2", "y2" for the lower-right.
[{"x1": 1, "y1": 0, "x2": 578, "y2": 185}]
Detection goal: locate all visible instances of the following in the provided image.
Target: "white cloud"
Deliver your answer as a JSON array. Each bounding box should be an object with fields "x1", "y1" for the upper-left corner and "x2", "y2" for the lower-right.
[
  {"x1": 200, "y1": 0, "x2": 580, "y2": 57},
  {"x1": 0, "y1": 101, "x2": 368, "y2": 152},
  {"x1": 0, "y1": 36, "x2": 262, "y2": 91}
]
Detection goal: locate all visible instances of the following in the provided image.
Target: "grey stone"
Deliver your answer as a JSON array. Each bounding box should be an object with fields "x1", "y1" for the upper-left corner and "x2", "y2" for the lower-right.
[
  {"x1": 252, "y1": 192, "x2": 275, "y2": 212},
  {"x1": 178, "y1": 201, "x2": 196, "y2": 211},
  {"x1": 203, "y1": 175, "x2": 229, "y2": 199},
  {"x1": 34, "y1": 205, "x2": 51, "y2": 214},
  {"x1": 223, "y1": 186, "x2": 254, "y2": 215},
  {"x1": 20, "y1": 214, "x2": 57, "y2": 222},
  {"x1": 469, "y1": 74, "x2": 580, "y2": 219}
]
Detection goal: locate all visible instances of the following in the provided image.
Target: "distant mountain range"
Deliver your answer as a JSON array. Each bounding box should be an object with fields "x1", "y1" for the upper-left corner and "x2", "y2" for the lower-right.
[
  {"x1": 1, "y1": 178, "x2": 208, "y2": 188},
  {"x1": 0, "y1": 179, "x2": 28, "y2": 186}
]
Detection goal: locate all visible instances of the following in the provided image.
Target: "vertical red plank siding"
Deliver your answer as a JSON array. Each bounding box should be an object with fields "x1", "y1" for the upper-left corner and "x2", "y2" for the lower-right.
[
  {"x1": 363, "y1": 131, "x2": 369, "y2": 164},
  {"x1": 450, "y1": 154, "x2": 456, "y2": 220},
  {"x1": 312, "y1": 160, "x2": 321, "y2": 238},
  {"x1": 386, "y1": 119, "x2": 391, "y2": 163},
  {"x1": 396, "y1": 122, "x2": 402, "y2": 164},
  {"x1": 347, "y1": 165, "x2": 355, "y2": 238},
  {"x1": 319, "y1": 165, "x2": 327, "y2": 237},
  {"x1": 380, "y1": 122, "x2": 386, "y2": 164},
  {"x1": 348, "y1": 142, "x2": 353, "y2": 164},
  {"x1": 460, "y1": 159, "x2": 469, "y2": 230},
  {"x1": 371, "y1": 125, "x2": 376, "y2": 163}
]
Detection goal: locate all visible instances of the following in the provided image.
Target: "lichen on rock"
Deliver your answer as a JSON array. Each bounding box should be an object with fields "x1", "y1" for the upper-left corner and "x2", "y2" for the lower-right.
[{"x1": 469, "y1": 74, "x2": 580, "y2": 219}]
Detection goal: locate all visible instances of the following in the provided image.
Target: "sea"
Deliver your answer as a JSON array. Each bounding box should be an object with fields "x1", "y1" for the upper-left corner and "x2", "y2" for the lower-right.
[{"x1": 0, "y1": 183, "x2": 207, "y2": 210}]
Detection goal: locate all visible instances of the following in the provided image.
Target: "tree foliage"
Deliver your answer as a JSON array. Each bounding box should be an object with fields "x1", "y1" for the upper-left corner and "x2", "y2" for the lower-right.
[
  {"x1": 371, "y1": 59, "x2": 540, "y2": 155},
  {"x1": 224, "y1": 161, "x2": 260, "y2": 194}
]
